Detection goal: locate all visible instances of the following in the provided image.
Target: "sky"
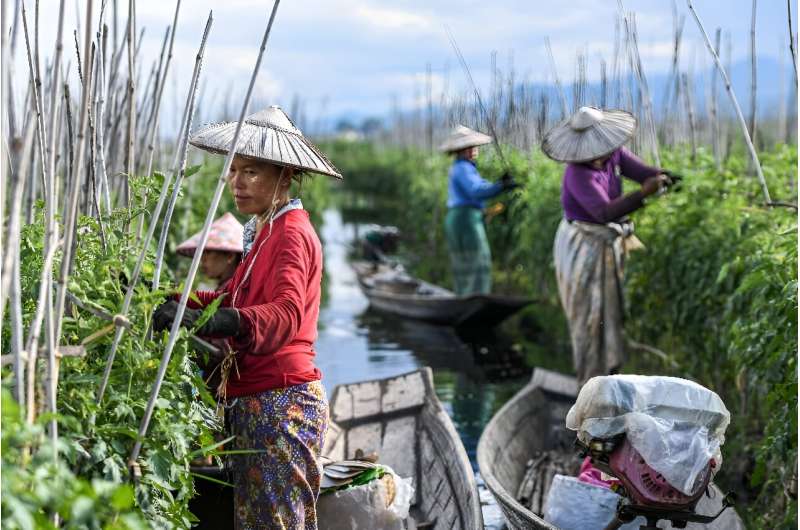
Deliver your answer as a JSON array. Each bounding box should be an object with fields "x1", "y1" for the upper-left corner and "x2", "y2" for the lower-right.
[{"x1": 8, "y1": 0, "x2": 798, "y2": 132}]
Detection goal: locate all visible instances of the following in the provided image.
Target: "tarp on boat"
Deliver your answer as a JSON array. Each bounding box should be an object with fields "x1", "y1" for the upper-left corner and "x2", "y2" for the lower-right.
[{"x1": 565, "y1": 374, "x2": 730, "y2": 495}]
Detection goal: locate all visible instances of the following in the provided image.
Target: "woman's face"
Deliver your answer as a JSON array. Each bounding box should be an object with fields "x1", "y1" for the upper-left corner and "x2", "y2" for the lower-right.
[
  {"x1": 227, "y1": 155, "x2": 291, "y2": 215},
  {"x1": 458, "y1": 146, "x2": 479, "y2": 161},
  {"x1": 590, "y1": 155, "x2": 611, "y2": 169},
  {"x1": 200, "y1": 250, "x2": 237, "y2": 280}
]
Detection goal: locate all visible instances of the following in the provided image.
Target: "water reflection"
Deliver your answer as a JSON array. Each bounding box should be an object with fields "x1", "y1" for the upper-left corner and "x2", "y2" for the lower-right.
[{"x1": 315, "y1": 209, "x2": 530, "y2": 471}]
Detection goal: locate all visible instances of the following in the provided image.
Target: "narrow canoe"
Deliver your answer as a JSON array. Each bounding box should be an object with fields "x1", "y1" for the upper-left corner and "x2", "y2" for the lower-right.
[
  {"x1": 476, "y1": 368, "x2": 745, "y2": 530},
  {"x1": 351, "y1": 261, "x2": 533, "y2": 328},
  {"x1": 323, "y1": 367, "x2": 483, "y2": 529},
  {"x1": 191, "y1": 367, "x2": 482, "y2": 529}
]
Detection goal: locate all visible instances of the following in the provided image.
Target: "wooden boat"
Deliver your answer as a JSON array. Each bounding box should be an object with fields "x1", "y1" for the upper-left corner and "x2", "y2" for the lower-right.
[
  {"x1": 476, "y1": 369, "x2": 745, "y2": 530},
  {"x1": 323, "y1": 367, "x2": 483, "y2": 529},
  {"x1": 351, "y1": 260, "x2": 533, "y2": 328},
  {"x1": 191, "y1": 367, "x2": 482, "y2": 529}
]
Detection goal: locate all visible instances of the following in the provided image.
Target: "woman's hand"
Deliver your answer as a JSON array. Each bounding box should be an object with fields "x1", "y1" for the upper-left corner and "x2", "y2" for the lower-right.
[
  {"x1": 152, "y1": 300, "x2": 241, "y2": 337},
  {"x1": 641, "y1": 174, "x2": 671, "y2": 197},
  {"x1": 153, "y1": 300, "x2": 201, "y2": 332}
]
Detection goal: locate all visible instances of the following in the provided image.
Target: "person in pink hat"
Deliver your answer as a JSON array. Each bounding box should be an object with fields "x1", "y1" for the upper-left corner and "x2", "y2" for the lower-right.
[{"x1": 176, "y1": 212, "x2": 244, "y2": 291}]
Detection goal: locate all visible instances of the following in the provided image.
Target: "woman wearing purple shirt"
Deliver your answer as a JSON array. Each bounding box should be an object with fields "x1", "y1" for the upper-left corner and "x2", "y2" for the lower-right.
[{"x1": 542, "y1": 107, "x2": 672, "y2": 384}]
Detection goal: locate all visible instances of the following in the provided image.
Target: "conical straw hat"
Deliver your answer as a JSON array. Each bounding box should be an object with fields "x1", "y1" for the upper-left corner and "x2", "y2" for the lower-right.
[
  {"x1": 541, "y1": 107, "x2": 636, "y2": 163},
  {"x1": 176, "y1": 212, "x2": 244, "y2": 257},
  {"x1": 189, "y1": 105, "x2": 342, "y2": 178},
  {"x1": 438, "y1": 125, "x2": 492, "y2": 153}
]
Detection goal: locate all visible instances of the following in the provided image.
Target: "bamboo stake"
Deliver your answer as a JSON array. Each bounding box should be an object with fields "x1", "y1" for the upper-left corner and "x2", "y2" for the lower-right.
[
  {"x1": 94, "y1": 29, "x2": 112, "y2": 213},
  {"x1": 789, "y1": 0, "x2": 798, "y2": 86},
  {"x1": 151, "y1": 14, "x2": 213, "y2": 290},
  {"x1": 124, "y1": 0, "x2": 136, "y2": 212},
  {"x1": 11, "y1": 257, "x2": 26, "y2": 409},
  {"x1": 544, "y1": 37, "x2": 568, "y2": 118},
  {"x1": 682, "y1": 73, "x2": 697, "y2": 162},
  {"x1": 20, "y1": 6, "x2": 58, "y2": 419},
  {"x1": 136, "y1": 2, "x2": 182, "y2": 240},
  {"x1": 748, "y1": 0, "x2": 758, "y2": 148},
  {"x1": 619, "y1": 7, "x2": 660, "y2": 166},
  {"x1": 24, "y1": 236, "x2": 62, "y2": 425},
  {"x1": 2, "y1": 125, "x2": 37, "y2": 407},
  {"x1": 129, "y1": 0, "x2": 281, "y2": 469},
  {"x1": 778, "y1": 36, "x2": 788, "y2": 146},
  {"x1": 0, "y1": 0, "x2": 8, "y2": 329},
  {"x1": 42, "y1": 0, "x2": 68, "y2": 453},
  {"x1": 143, "y1": 1, "x2": 180, "y2": 180},
  {"x1": 96, "y1": 11, "x2": 213, "y2": 404},
  {"x1": 53, "y1": 0, "x2": 95, "y2": 346},
  {"x1": 686, "y1": 0, "x2": 771, "y2": 204},
  {"x1": 710, "y1": 28, "x2": 722, "y2": 170}
]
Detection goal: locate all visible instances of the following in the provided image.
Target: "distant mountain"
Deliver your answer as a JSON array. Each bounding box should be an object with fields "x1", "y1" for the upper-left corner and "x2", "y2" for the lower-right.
[{"x1": 329, "y1": 56, "x2": 796, "y2": 133}]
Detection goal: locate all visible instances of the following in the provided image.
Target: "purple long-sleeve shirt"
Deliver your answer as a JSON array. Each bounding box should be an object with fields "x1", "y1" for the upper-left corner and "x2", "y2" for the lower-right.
[{"x1": 561, "y1": 147, "x2": 660, "y2": 223}]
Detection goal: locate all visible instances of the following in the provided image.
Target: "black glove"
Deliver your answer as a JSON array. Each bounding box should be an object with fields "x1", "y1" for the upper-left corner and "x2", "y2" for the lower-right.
[
  {"x1": 499, "y1": 172, "x2": 520, "y2": 191},
  {"x1": 661, "y1": 170, "x2": 684, "y2": 191},
  {"x1": 152, "y1": 300, "x2": 241, "y2": 337}
]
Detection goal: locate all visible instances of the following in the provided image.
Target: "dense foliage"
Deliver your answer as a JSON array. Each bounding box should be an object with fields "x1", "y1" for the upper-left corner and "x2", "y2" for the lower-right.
[
  {"x1": 2, "y1": 163, "x2": 334, "y2": 528},
  {"x1": 4, "y1": 175, "x2": 222, "y2": 528},
  {"x1": 321, "y1": 139, "x2": 798, "y2": 528}
]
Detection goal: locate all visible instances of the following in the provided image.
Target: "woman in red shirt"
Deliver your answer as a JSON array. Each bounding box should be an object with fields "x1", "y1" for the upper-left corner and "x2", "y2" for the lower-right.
[{"x1": 153, "y1": 106, "x2": 341, "y2": 529}]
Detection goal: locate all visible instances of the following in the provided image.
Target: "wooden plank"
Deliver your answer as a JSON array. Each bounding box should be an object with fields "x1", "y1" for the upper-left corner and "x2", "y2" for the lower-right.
[
  {"x1": 331, "y1": 380, "x2": 381, "y2": 423},
  {"x1": 382, "y1": 371, "x2": 426, "y2": 413}
]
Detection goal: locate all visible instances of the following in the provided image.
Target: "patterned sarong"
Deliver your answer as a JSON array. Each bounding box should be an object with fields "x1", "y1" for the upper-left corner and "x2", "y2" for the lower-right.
[
  {"x1": 445, "y1": 207, "x2": 492, "y2": 296},
  {"x1": 554, "y1": 219, "x2": 634, "y2": 385},
  {"x1": 228, "y1": 381, "x2": 329, "y2": 530}
]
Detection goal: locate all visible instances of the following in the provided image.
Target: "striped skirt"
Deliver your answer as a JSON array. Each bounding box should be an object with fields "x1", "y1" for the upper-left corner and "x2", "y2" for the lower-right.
[
  {"x1": 444, "y1": 207, "x2": 492, "y2": 296},
  {"x1": 553, "y1": 219, "x2": 630, "y2": 385},
  {"x1": 228, "y1": 381, "x2": 329, "y2": 530}
]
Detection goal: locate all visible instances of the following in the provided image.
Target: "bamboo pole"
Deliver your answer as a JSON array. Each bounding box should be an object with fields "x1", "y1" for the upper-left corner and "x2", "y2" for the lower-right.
[
  {"x1": 778, "y1": 36, "x2": 788, "y2": 146},
  {"x1": 124, "y1": 0, "x2": 136, "y2": 212},
  {"x1": 24, "y1": 236, "x2": 62, "y2": 425},
  {"x1": 144, "y1": 9, "x2": 179, "y2": 177},
  {"x1": 544, "y1": 37, "x2": 568, "y2": 118},
  {"x1": 0, "y1": 0, "x2": 8, "y2": 329},
  {"x1": 710, "y1": 28, "x2": 722, "y2": 170},
  {"x1": 748, "y1": 0, "x2": 758, "y2": 149},
  {"x1": 11, "y1": 257, "x2": 26, "y2": 409},
  {"x1": 3, "y1": 125, "x2": 37, "y2": 409},
  {"x1": 686, "y1": 0, "x2": 771, "y2": 204},
  {"x1": 53, "y1": 0, "x2": 95, "y2": 346},
  {"x1": 136, "y1": 1, "x2": 182, "y2": 239},
  {"x1": 129, "y1": 0, "x2": 281, "y2": 470},
  {"x1": 619, "y1": 8, "x2": 660, "y2": 166},
  {"x1": 42, "y1": 0, "x2": 68, "y2": 452},
  {"x1": 682, "y1": 73, "x2": 697, "y2": 162},
  {"x1": 789, "y1": 0, "x2": 798, "y2": 86},
  {"x1": 94, "y1": 28, "x2": 112, "y2": 213},
  {"x1": 20, "y1": 8, "x2": 58, "y2": 427},
  {"x1": 151, "y1": 14, "x2": 213, "y2": 290},
  {"x1": 96, "y1": 11, "x2": 213, "y2": 404}
]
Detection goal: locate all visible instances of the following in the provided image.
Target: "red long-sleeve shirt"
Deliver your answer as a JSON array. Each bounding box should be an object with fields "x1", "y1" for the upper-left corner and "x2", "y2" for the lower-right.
[{"x1": 187, "y1": 209, "x2": 323, "y2": 397}]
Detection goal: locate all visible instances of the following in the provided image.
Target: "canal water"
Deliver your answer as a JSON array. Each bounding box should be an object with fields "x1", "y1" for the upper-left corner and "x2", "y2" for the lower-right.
[{"x1": 314, "y1": 209, "x2": 535, "y2": 528}]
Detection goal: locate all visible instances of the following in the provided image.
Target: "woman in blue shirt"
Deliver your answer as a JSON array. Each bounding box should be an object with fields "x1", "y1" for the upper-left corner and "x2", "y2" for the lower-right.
[{"x1": 440, "y1": 125, "x2": 516, "y2": 295}]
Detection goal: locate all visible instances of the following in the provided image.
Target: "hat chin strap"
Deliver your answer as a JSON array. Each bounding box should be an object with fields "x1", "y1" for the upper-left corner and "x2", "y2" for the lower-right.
[{"x1": 256, "y1": 168, "x2": 291, "y2": 228}]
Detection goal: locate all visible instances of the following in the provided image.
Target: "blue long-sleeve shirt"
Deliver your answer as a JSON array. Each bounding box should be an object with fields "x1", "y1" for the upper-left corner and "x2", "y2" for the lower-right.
[{"x1": 446, "y1": 159, "x2": 504, "y2": 209}]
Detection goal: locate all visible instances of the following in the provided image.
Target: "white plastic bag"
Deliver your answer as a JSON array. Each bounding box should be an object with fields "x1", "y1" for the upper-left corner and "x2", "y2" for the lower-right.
[
  {"x1": 543, "y1": 474, "x2": 643, "y2": 530},
  {"x1": 565, "y1": 375, "x2": 730, "y2": 495},
  {"x1": 317, "y1": 468, "x2": 414, "y2": 530}
]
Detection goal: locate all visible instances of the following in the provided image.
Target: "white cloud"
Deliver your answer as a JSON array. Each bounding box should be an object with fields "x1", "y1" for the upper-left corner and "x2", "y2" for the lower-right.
[{"x1": 354, "y1": 5, "x2": 434, "y2": 32}]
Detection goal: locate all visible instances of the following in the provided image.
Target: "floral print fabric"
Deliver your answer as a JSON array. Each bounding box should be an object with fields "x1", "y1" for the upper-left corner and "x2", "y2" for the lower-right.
[{"x1": 228, "y1": 381, "x2": 328, "y2": 530}]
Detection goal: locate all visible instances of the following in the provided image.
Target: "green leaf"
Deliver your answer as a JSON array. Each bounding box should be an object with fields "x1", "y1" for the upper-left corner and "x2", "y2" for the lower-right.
[
  {"x1": 187, "y1": 435, "x2": 236, "y2": 459},
  {"x1": 110, "y1": 484, "x2": 136, "y2": 511},
  {"x1": 184, "y1": 165, "x2": 202, "y2": 178}
]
